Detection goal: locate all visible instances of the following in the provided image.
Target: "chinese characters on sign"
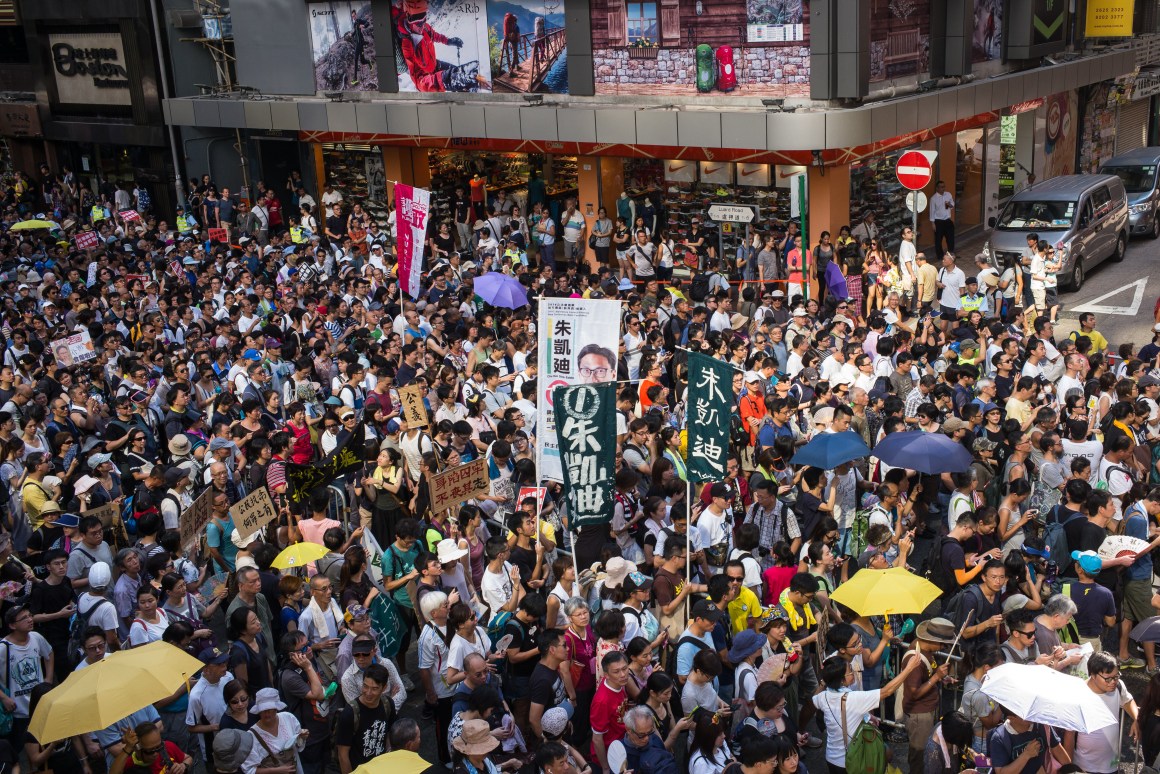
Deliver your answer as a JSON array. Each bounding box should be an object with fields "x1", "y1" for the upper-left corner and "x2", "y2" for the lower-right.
[
  {"x1": 686, "y1": 352, "x2": 733, "y2": 483},
  {"x1": 231, "y1": 487, "x2": 279, "y2": 540},
  {"x1": 428, "y1": 458, "x2": 489, "y2": 515},
  {"x1": 537, "y1": 298, "x2": 621, "y2": 482},
  {"x1": 394, "y1": 184, "x2": 430, "y2": 300},
  {"x1": 86, "y1": 502, "x2": 120, "y2": 530},
  {"x1": 50, "y1": 330, "x2": 97, "y2": 369},
  {"x1": 180, "y1": 488, "x2": 215, "y2": 553},
  {"x1": 553, "y1": 383, "x2": 616, "y2": 528},
  {"x1": 398, "y1": 384, "x2": 428, "y2": 429},
  {"x1": 207, "y1": 227, "x2": 228, "y2": 243},
  {"x1": 286, "y1": 424, "x2": 365, "y2": 503}
]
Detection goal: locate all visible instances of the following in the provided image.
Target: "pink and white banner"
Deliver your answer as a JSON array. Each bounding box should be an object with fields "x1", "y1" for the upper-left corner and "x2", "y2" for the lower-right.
[{"x1": 394, "y1": 184, "x2": 430, "y2": 300}]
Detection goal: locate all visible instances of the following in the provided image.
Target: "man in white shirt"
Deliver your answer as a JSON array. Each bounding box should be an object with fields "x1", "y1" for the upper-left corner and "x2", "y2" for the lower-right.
[
  {"x1": 561, "y1": 201, "x2": 586, "y2": 265},
  {"x1": 709, "y1": 296, "x2": 733, "y2": 333},
  {"x1": 930, "y1": 180, "x2": 955, "y2": 256},
  {"x1": 936, "y1": 252, "x2": 965, "y2": 330},
  {"x1": 186, "y1": 647, "x2": 233, "y2": 759},
  {"x1": 897, "y1": 226, "x2": 917, "y2": 311},
  {"x1": 1029, "y1": 240, "x2": 1048, "y2": 313},
  {"x1": 697, "y1": 483, "x2": 733, "y2": 574}
]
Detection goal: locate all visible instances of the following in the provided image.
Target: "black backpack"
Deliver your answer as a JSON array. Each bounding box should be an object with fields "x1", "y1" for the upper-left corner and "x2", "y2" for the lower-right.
[
  {"x1": 921, "y1": 535, "x2": 959, "y2": 597},
  {"x1": 690, "y1": 275, "x2": 710, "y2": 303},
  {"x1": 68, "y1": 598, "x2": 112, "y2": 659}
]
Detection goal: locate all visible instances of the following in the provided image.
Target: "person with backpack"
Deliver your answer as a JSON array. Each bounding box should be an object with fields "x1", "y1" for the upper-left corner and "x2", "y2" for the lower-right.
[
  {"x1": 812, "y1": 653, "x2": 922, "y2": 774},
  {"x1": 621, "y1": 704, "x2": 678, "y2": 774},
  {"x1": 949, "y1": 559, "x2": 1007, "y2": 649},
  {"x1": 926, "y1": 512, "x2": 994, "y2": 604},
  {"x1": 27, "y1": 548, "x2": 75, "y2": 673}
]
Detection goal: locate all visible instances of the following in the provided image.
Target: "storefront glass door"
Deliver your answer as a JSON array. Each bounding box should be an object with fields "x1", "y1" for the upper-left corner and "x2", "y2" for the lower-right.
[{"x1": 954, "y1": 127, "x2": 985, "y2": 231}]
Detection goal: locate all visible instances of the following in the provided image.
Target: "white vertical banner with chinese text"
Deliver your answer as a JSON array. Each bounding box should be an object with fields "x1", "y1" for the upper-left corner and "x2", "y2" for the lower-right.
[
  {"x1": 394, "y1": 183, "x2": 429, "y2": 300},
  {"x1": 537, "y1": 298, "x2": 621, "y2": 482}
]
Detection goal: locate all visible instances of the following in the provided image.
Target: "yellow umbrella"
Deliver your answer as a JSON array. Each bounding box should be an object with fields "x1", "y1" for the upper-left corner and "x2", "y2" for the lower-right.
[
  {"x1": 29, "y1": 641, "x2": 203, "y2": 744},
  {"x1": 352, "y1": 750, "x2": 432, "y2": 774},
  {"x1": 9, "y1": 219, "x2": 58, "y2": 231},
  {"x1": 665, "y1": 286, "x2": 687, "y2": 301},
  {"x1": 272, "y1": 541, "x2": 330, "y2": 569},
  {"x1": 828, "y1": 566, "x2": 941, "y2": 616}
]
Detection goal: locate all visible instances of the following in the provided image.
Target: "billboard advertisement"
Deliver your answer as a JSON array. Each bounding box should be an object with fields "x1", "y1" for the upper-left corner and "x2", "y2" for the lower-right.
[
  {"x1": 391, "y1": 0, "x2": 493, "y2": 92},
  {"x1": 308, "y1": 2, "x2": 379, "y2": 91},
  {"x1": 1041, "y1": 90, "x2": 1078, "y2": 180},
  {"x1": 973, "y1": 0, "x2": 1003, "y2": 61},
  {"x1": 488, "y1": 0, "x2": 568, "y2": 93}
]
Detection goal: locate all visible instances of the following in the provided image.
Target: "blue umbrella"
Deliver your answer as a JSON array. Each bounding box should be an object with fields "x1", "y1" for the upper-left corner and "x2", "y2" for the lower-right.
[
  {"x1": 473, "y1": 272, "x2": 528, "y2": 309},
  {"x1": 871, "y1": 430, "x2": 973, "y2": 474},
  {"x1": 790, "y1": 430, "x2": 871, "y2": 469}
]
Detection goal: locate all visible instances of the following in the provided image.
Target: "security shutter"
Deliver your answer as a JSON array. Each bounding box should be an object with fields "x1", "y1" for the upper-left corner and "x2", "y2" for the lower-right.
[{"x1": 1117, "y1": 99, "x2": 1150, "y2": 154}]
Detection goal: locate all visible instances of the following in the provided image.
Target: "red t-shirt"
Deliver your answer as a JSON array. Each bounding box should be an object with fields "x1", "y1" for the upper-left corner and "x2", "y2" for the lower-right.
[
  {"x1": 125, "y1": 741, "x2": 187, "y2": 774},
  {"x1": 590, "y1": 680, "x2": 628, "y2": 759}
]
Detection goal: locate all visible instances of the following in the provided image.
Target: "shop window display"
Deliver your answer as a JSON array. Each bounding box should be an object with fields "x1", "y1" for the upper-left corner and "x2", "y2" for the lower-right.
[
  {"x1": 322, "y1": 144, "x2": 389, "y2": 225},
  {"x1": 427, "y1": 150, "x2": 578, "y2": 221}
]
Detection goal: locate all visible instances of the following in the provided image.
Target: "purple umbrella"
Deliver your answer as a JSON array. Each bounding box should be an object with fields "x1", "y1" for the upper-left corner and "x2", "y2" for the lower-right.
[{"x1": 473, "y1": 272, "x2": 528, "y2": 309}]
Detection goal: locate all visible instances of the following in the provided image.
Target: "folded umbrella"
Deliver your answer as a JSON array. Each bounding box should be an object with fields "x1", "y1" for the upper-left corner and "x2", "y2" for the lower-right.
[
  {"x1": 829, "y1": 567, "x2": 941, "y2": 616},
  {"x1": 790, "y1": 430, "x2": 870, "y2": 469},
  {"x1": 872, "y1": 430, "x2": 973, "y2": 474},
  {"x1": 980, "y1": 663, "x2": 1117, "y2": 733},
  {"x1": 473, "y1": 272, "x2": 528, "y2": 309}
]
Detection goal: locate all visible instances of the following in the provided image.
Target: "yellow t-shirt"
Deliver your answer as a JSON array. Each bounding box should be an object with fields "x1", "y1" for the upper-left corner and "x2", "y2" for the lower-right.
[
  {"x1": 1005, "y1": 396, "x2": 1032, "y2": 428},
  {"x1": 728, "y1": 586, "x2": 763, "y2": 635}
]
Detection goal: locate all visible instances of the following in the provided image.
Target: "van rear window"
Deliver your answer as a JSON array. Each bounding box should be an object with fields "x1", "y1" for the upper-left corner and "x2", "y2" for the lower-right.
[{"x1": 995, "y1": 201, "x2": 1074, "y2": 230}]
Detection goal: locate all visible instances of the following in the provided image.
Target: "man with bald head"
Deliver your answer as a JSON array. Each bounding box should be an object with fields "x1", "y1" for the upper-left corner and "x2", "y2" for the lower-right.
[{"x1": 451, "y1": 652, "x2": 494, "y2": 714}]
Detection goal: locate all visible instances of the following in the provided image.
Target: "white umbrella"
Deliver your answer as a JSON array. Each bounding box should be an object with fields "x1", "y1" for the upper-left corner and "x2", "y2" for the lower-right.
[{"x1": 980, "y1": 663, "x2": 1117, "y2": 733}]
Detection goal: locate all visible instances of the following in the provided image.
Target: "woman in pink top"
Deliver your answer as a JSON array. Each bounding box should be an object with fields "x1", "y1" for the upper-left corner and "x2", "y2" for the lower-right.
[{"x1": 285, "y1": 402, "x2": 317, "y2": 465}]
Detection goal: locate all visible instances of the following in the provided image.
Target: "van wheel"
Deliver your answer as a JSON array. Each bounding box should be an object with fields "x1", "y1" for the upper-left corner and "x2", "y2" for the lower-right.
[
  {"x1": 1068, "y1": 258, "x2": 1084, "y2": 292},
  {"x1": 1111, "y1": 233, "x2": 1126, "y2": 262},
  {"x1": 1151, "y1": 212, "x2": 1159, "y2": 239}
]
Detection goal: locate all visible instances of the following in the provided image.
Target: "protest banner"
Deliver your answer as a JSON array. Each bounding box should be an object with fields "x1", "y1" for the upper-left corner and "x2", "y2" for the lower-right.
[
  {"x1": 517, "y1": 486, "x2": 547, "y2": 510},
  {"x1": 398, "y1": 384, "x2": 428, "y2": 429},
  {"x1": 428, "y1": 457, "x2": 489, "y2": 515},
  {"x1": 395, "y1": 184, "x2": 430, "y2": 300},
  {"x1": 686, "y1": 351, "x2": 733, "y2": 483},
  {"x1": 180, "y1": 487, "x2": 214, "y2": 552},
  {"x1": 537, "y1": 298, "x2": 621, "y2": 482},
  {"x1": 369, "y1": 593, "x2": 407, "y2": 659},
  {"x1": 231, "y1": 487, "x2": 278, "y2": 540},
  {"x1": 50, "y1": 330, "x2": 97, "y2": 369},
  {"x1": 87, "y1": 501, "x2": 120, "y2": 530},
  {"x1": 553, "y1": 382, "x2": 616, "y2": 528},
  {"x1": 286, "y1": 423, "x2": 365, "y2": 503},
  {"x1": 207, "y1": 227, "x2": 228, "y2": 243},
  {"x1": 74, "y1": 231, "x2": 99, "y2": 251}
]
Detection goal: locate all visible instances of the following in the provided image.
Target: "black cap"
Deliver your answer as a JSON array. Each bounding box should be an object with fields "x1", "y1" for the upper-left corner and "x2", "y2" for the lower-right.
[{"x1": 691, "y1": 600, "x2": 723, "y2": 623}]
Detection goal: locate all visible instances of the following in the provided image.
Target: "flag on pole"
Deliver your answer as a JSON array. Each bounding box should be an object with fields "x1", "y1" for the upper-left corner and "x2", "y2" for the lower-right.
[
  {"x1": 394, "y1": 184, "x2": 430, "y2": 300},
  {"x1": 553, "y1": 382, "x2": 616, "y2": 529},
  {"x1": 686, "y1": 351, "x2": 733, "y2": 483}
]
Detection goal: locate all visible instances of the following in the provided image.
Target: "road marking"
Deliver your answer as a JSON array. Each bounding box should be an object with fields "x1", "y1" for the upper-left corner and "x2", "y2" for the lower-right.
[{"x1": 1071, "y1": 277, "x2": 1148, "y2": 316}]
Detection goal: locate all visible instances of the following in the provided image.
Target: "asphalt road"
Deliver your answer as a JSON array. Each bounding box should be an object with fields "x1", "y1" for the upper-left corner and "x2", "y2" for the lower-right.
[{"x1": 953, "y1": 230, "x2": 1159, "y2": 351}]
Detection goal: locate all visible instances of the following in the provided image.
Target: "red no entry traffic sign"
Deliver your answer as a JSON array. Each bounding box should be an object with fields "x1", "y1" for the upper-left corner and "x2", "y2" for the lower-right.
[{"x1": 896, "y1": 150, "x2": 933, "y2": 191}]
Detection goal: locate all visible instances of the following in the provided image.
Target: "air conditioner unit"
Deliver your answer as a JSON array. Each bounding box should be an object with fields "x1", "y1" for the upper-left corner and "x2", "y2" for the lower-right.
[{"x1": 168, "y1": 9, "x2": 205, "y2": 28}]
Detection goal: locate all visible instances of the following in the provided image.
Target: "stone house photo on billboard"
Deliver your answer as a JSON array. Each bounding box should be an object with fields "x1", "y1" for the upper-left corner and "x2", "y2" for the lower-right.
[{"x1": 588, "y1": 0, "x2": 930, "y2": 96}]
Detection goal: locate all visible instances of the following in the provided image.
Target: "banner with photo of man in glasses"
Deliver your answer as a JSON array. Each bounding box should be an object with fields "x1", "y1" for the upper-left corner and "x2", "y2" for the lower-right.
[{"x1": 537, "y1": 298, "x2": 620, "y2": 482}]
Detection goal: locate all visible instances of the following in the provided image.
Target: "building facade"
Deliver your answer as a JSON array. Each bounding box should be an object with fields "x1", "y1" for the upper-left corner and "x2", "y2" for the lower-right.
[{"x1": 160, "y1": 0, "x2": 1160, "y2": 257}]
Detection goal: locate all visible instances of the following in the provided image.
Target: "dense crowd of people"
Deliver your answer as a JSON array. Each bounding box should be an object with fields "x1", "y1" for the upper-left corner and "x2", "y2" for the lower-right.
[{"x1": 0, "y1": 164, "x2": 1158, "y2": 774}]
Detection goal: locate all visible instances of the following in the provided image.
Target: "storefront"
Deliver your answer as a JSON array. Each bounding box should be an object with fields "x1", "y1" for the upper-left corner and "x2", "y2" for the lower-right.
[
  {"x1": 427, "y1": 149, "x2": 578, "y2": 220},
  {"x1": 23, "y1": 5, "x2": 174, "y2": 215},
  {"x1": 316, "y1": 142, "x2": 390, "y2": 223}
]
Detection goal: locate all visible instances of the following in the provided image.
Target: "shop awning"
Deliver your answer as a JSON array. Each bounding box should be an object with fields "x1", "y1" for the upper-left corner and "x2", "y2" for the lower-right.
[{"x1": 164, "y1": 47, "x2": 1135, "y2": 162}]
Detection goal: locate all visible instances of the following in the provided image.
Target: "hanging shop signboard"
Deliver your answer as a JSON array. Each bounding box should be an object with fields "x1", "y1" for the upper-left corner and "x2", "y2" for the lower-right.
[
  {"x1": 1085, "y1": 0, "x2": 1135, "y2": 37},
  {"x1": 48, "y1": 32, "x2": 132, "y2": 106},
  {"x1": 699, "y1": 161, "x2": 734, "y2": 185},
  {"x1": 736, "y1": 163, "x2": 770, "y2": 187},
  {"x1": 707, "y1": 204, "x2": 755, "y2": 223}
]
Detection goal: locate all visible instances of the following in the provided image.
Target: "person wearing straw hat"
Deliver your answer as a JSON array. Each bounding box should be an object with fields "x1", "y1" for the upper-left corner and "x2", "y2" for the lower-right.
[
  {"x1": 452, "y1": 718, "x2": 508, "y2": 774},
  {"x1": 901, "y1": 617, "x2": 957, "y2": 774}
]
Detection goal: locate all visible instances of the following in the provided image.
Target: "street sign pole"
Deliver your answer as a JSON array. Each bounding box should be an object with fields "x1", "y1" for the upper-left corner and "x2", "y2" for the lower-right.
[{"x1": 799, "y1": 175, "x2": 808, "y2": 301}]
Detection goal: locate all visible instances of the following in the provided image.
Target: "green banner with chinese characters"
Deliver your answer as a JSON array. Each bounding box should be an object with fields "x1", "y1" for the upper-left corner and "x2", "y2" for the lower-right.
[
  {"x1": 687, "y1": 352, "x2": 733, "y2": 483},
  {"x1": 553, "y1": 382, "x2": 616, "y2": 529}
]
